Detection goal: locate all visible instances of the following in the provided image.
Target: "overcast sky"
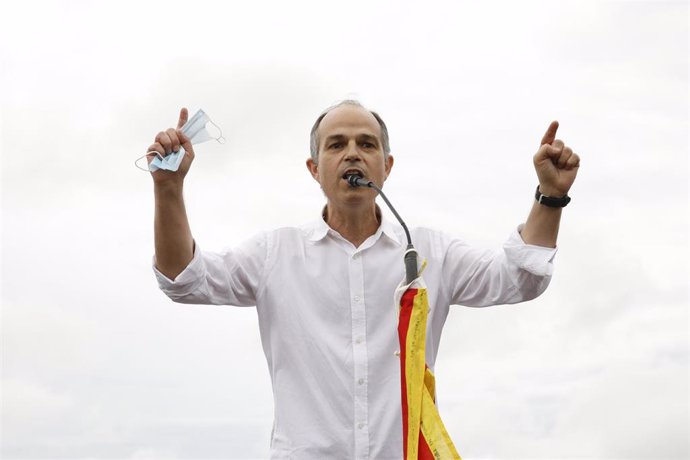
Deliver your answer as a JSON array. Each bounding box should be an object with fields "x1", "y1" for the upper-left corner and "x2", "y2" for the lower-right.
[{"x1": 1, "y1": 1, "x2": 688, "y2": 459}]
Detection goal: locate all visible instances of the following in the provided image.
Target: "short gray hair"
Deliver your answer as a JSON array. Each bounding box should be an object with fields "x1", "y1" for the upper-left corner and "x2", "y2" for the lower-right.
[{"x1": 309, "y1": 100, "x2": 391, "y2": 163}]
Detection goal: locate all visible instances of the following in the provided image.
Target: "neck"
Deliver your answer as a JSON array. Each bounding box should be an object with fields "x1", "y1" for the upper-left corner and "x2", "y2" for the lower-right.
[{"x1": 324, "y1": 202, "x2": 381, "y2": 247}]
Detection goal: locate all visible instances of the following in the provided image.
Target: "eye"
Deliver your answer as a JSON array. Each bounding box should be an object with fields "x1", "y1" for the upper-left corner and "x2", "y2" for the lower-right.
[
  {"x1": 328, "y1": 142, "x2": 343, "y2": 149},
  {"x1": 361, "y1": 142, "x2": 376, "y2": 149}
]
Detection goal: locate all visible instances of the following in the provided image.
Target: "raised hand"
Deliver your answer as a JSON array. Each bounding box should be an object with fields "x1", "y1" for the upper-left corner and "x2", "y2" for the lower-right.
[
  {"x1": 533, "y1": 121, "x2": 580, "y2": 197},
  {"x1": 146, "y1": 108, "x2": 196, "y2": 185}
]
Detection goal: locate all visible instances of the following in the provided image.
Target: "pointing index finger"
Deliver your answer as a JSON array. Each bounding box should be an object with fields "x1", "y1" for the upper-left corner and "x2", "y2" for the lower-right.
[
  {"x1": 540, "y1": 120, "x2": 559, "y2": 146},
  {"x1": 177, "y1": 107, "x2": 189, "y2": 129}
]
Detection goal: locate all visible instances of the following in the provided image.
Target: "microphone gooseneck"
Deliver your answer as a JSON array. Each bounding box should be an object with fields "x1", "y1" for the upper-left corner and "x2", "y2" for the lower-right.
[{"x1": 345, "y1": 174, "x2": 418, "y2": 284}]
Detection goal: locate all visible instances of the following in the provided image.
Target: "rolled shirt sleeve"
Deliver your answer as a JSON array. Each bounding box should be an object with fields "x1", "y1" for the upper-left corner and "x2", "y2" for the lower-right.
[
  {"x1": 443, "y1": 224, "x2": 557, "y2": 307},
  {"x1": 503, "y1": 224, "x2": 557, "y2": 277},
  {"x1": 501, "y1": 223, "x2": 557, "y2": 302},
  {"x1": 152, "y1": 232, "x2": 268, "y2": 307}
]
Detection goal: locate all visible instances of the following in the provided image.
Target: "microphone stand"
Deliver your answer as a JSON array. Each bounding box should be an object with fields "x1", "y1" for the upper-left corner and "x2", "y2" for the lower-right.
[{"x1": 346, "y1": 175, "x2": 418, "y2": 284}]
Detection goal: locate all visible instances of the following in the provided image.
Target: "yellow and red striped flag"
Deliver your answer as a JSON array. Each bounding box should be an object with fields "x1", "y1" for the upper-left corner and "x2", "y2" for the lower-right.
[{"x1": 395, "y1": 277, "x2": 461, "y2": 460}]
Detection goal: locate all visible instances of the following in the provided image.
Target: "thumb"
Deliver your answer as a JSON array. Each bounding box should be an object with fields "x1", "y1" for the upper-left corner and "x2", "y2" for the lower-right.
[
  {"x1": 177, "y1": 129, "x2": 194, "y2": 153},
  {"x1": 177, "y1": 107, "x2": 189, "y2": 129},
  {"x1": 540, "y1": 120, "x2": 559, "y2": 146}
]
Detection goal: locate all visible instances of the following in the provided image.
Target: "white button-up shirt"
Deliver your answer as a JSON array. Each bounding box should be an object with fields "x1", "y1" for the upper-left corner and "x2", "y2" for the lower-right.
[{"x1": 154, "y1": 217, "x2": 556, "y2": 459}]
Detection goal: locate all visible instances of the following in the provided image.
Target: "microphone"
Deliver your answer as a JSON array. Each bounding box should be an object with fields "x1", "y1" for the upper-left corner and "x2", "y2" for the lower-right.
[
  {"x1": 346, "y1": 174, "x2": 373, "y2": 188},
  {"x1": 343, "y1": 174, "x2": 418, "y2": 284}
]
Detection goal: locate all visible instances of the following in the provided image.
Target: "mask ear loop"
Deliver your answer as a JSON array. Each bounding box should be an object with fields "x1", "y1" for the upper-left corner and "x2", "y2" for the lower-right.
[
  {"x1": 208, "y1": 120, "x2": 226, "y2": 144},
  {"x1": 134, "y1": 151, "x2": 163, "y2": 171}
]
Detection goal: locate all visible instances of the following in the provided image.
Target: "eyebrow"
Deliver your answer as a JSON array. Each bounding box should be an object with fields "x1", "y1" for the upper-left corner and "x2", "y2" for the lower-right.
[
  {"x1": 323, "y1": 134, "x2": 346, "y2": 145},
  {"x1": 357, "y1": 134, "x2": 380, "y2": 145},
  {"x1": 323, "y1": 133, "x2": 380, "y2": 145}
]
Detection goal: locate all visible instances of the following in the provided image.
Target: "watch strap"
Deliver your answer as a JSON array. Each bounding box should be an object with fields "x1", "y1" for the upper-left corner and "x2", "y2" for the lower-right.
[{"x1": 535, "y1": 185, "x2": 571, "y2": 207}]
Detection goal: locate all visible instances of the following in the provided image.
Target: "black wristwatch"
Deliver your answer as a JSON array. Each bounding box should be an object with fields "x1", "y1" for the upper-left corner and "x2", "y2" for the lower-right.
[{"x1": 535, "y1": 185, "x2": 571, "y2": 207}]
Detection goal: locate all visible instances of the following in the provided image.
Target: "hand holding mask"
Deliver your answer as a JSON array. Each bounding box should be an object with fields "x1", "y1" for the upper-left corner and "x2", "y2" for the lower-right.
[{"x1": 136, "y1": 108, "x2": 225, "y2": 172}]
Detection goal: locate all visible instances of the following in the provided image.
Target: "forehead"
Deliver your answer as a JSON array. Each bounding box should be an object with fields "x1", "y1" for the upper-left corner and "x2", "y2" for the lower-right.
[{"x1": 318, "y1": 105, "x2": 381, "y2": 141}]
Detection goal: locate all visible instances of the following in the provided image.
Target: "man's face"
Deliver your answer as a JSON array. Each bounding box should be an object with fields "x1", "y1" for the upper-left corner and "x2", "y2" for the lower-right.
[{"x1": 306, "y1": 104, "x2": 394, "y2": 208}]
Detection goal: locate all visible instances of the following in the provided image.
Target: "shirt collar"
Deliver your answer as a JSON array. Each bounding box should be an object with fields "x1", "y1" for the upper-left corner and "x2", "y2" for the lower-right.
[
  {"x1": 378, "y1": 213, "x2": 402, "y2": 246},
  {"x1": 306, "y1": 205, "x2": 402, "y2": 246},
  {"x1": 307, "y1": 213, "x2": 330, "y2": 242}
]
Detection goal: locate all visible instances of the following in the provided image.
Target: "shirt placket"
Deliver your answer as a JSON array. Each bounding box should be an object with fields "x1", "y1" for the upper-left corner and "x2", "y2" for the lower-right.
[{"x1": 349, "y1": 250, "x2": 369, "y2": 459}]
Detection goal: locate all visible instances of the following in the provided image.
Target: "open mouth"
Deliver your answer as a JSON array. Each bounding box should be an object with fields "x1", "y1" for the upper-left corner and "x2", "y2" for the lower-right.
[{"x1": 342, "y1": 169, "x2": 364, "y2": 180}]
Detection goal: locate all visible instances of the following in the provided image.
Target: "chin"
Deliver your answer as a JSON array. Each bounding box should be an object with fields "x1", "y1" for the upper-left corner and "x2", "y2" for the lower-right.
[{"x1": 344, "y1": 189, "x2": 376, "y2": 204}]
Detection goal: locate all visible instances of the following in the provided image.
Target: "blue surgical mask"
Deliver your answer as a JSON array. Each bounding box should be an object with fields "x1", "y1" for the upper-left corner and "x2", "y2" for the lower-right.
[{"x1": 136, "y1": 109, "x2": 225, "y2": 172}]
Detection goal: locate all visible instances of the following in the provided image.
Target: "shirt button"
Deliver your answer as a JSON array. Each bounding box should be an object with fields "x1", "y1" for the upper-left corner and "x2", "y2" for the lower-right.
[
  {"x1": 353, "y1": 295, "x2": 361, "y2": 302},
  {"x1": 352, "y1": 253, "x2": 359, "y2": 259},
  {"x1": 355, "y1": 337, "x2": 363, "y2": 344},
  {"x1": 358, "y1": 378, "x2": 365, "y2": 385},
  {"x1": 357, "y1": 423, "x2": 365, "y2": 429}
]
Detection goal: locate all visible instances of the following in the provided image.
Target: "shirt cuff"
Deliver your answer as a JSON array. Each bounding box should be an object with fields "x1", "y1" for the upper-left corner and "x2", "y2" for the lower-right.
[
  {"x1": 152, "y1": 242, "x2": 205, "y2": 295},
  {"x1": 503, "y1": 224, "x2": 557, "y2": 277}
]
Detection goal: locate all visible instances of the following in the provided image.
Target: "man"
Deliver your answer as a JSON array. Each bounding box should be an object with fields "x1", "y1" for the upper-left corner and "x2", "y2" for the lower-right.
[{"x1": 147, "y1": 100, "x2": 580, "y2": 459}]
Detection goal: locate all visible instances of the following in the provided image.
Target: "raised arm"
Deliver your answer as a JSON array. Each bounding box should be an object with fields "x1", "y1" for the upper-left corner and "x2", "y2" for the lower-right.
[
  {"x1": 147, "y1": 108, "x2": 196, "y2": 280},
  {"x1": 520, "y1": 121, "x2": 580, "y2": 248}
]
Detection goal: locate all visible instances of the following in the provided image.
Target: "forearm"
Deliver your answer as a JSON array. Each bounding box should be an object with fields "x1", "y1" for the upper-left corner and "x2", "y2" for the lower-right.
[
  {"x1": 154, "y1": 182, "x2": 194, "y2": 280},
  {"x1": 520, "y1": 199, "x2": 561, "y2": 248},
  {"x1": 520, "y1": 120, "x2": 579, "y2": 248}
]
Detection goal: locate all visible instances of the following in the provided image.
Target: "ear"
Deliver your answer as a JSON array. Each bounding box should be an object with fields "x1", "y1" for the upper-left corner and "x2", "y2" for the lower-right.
[
  {"x1": 306, "y1": 157, "x2": 319, "y2": 181},
  {"x1": 383, "y1": 154, "x2": 394, "y2": 180}
]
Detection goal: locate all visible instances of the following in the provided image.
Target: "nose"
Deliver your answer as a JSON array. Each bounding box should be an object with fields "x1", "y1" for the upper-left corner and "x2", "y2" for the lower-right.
[{"x1": 344, "y1": 141, "x2": 362, "y2": 161}]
